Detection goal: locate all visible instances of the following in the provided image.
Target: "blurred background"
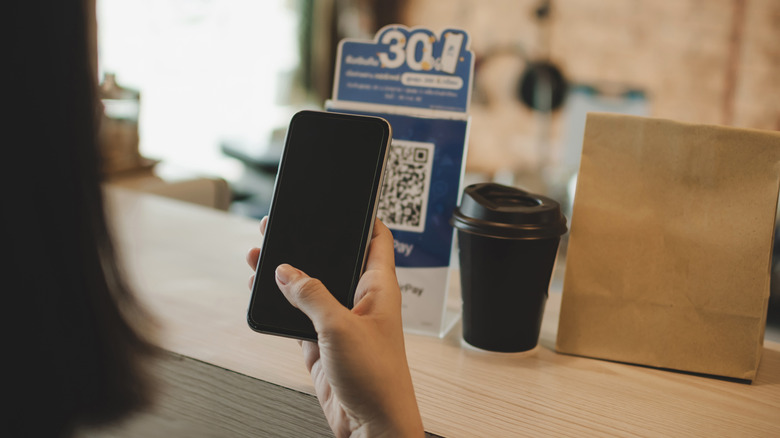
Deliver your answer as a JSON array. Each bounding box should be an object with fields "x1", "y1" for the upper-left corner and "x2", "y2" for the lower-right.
[
  {"x1": 95, "y1": 0, "x2": 780, "y2": 331},
  {"x1": 96, "y1": 0, "x2": 779, "y2": 211}
]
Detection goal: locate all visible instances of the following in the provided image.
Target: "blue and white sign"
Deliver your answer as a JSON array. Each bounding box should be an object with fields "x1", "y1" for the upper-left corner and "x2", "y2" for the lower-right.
[
  {"x1": 329, "y1": 25, "x2": 473, "y2": 337},
  {"x1": 333, "y1": 25, "x2": 473, "y2": 113}
]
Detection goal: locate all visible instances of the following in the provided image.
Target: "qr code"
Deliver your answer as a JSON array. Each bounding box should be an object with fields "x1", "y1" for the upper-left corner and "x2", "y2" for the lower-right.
[{"x1": 377, "y1": 140, "x2": 435, "y2": 233}]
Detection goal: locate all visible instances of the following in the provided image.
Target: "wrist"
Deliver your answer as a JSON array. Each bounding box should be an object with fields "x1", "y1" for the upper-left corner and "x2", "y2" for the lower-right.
[
  {"x1": 368, "y1": 400, "x2": 425, "y2": 438},
  {"x1": 352, "y1": 415, "x2": 424, "y2": 438}
]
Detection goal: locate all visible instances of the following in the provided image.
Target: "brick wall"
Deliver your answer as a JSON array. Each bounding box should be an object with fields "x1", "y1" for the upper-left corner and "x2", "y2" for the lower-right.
[{"x1": 403, "y1": 0, "x2": 780, "y2": 176}]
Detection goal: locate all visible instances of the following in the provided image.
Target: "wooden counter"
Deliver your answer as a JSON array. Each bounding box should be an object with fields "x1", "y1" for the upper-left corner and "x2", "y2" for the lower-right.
[{"x1": 94, "y1": 187, "x2": 780, "y2": 437}]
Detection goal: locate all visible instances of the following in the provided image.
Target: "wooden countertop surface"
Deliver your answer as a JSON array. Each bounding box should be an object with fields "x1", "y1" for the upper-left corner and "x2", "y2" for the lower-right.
[{"x1": 107, "y1": 187, "x2": 780, "y2": 437}]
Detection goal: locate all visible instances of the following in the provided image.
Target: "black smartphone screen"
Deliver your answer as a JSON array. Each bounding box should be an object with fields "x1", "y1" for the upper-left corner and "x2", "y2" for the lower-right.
[{"x1": 247, "y1": 110, "x2": 391, "y2": 340}]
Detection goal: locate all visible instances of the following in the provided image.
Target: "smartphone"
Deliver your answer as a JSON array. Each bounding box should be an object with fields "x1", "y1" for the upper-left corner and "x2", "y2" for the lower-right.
[{"x1": 247, "y1": 110, "x2": 392, "y2": 341}]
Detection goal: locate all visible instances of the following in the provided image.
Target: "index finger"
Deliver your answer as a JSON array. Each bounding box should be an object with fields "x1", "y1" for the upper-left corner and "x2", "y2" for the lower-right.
[{"x1": 363, "y1": 219, "x2": 396, "y2": 274}]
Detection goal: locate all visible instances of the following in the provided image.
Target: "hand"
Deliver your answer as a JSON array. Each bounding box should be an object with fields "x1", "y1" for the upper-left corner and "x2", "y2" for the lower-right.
[{"x1": 247, "y1": 218, "x2": 424, "y2": 438}]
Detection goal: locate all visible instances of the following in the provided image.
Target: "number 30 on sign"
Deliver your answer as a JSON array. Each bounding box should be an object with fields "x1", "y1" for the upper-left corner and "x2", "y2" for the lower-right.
[{"x1": 376, "y1": 27, "x2": 465, "y2": 75}]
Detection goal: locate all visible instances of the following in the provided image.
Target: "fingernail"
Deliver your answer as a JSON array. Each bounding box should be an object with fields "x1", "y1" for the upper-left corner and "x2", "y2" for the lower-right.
[{"x1": 275, "y1": 264, "x2": 296, "y2": 285}]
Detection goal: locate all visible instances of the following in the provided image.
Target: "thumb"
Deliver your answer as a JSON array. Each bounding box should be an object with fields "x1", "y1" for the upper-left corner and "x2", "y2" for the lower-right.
[{"x1": 275, "y1": 264, "x2": 348, "y2": 330}]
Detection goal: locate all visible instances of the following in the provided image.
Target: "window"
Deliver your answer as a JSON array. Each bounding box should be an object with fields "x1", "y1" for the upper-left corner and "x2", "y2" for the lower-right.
[{"x1": 97, "y1": 0, "x2": 301, "y2": 179}]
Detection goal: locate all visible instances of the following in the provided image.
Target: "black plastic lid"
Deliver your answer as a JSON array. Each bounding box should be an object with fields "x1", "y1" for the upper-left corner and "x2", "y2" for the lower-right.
[{"x1": 451, "y1": 183, "x2": 568, "y2": 240}]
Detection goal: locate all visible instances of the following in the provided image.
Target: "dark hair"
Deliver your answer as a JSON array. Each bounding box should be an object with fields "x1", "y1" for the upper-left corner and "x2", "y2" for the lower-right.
[{"x1": 6, "y1": 1, "x2": 158, "y2": 436}]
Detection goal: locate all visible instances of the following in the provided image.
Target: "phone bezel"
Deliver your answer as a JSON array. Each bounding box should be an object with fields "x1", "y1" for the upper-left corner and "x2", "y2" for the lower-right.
[{"x1": 247, "y1": 110, "x2": 392, "y2": 341}]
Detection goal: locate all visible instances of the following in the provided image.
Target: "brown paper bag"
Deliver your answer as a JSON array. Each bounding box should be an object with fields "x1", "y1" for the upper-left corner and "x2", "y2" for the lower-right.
[{"x1": 556, "y1": 113, "x2": 780, "y2": 381}]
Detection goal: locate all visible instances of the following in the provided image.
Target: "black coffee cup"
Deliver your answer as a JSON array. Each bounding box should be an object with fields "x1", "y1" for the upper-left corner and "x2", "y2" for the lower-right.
[{"x1": 451, "y1": 183, "x2": 567, "y2": 352}]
